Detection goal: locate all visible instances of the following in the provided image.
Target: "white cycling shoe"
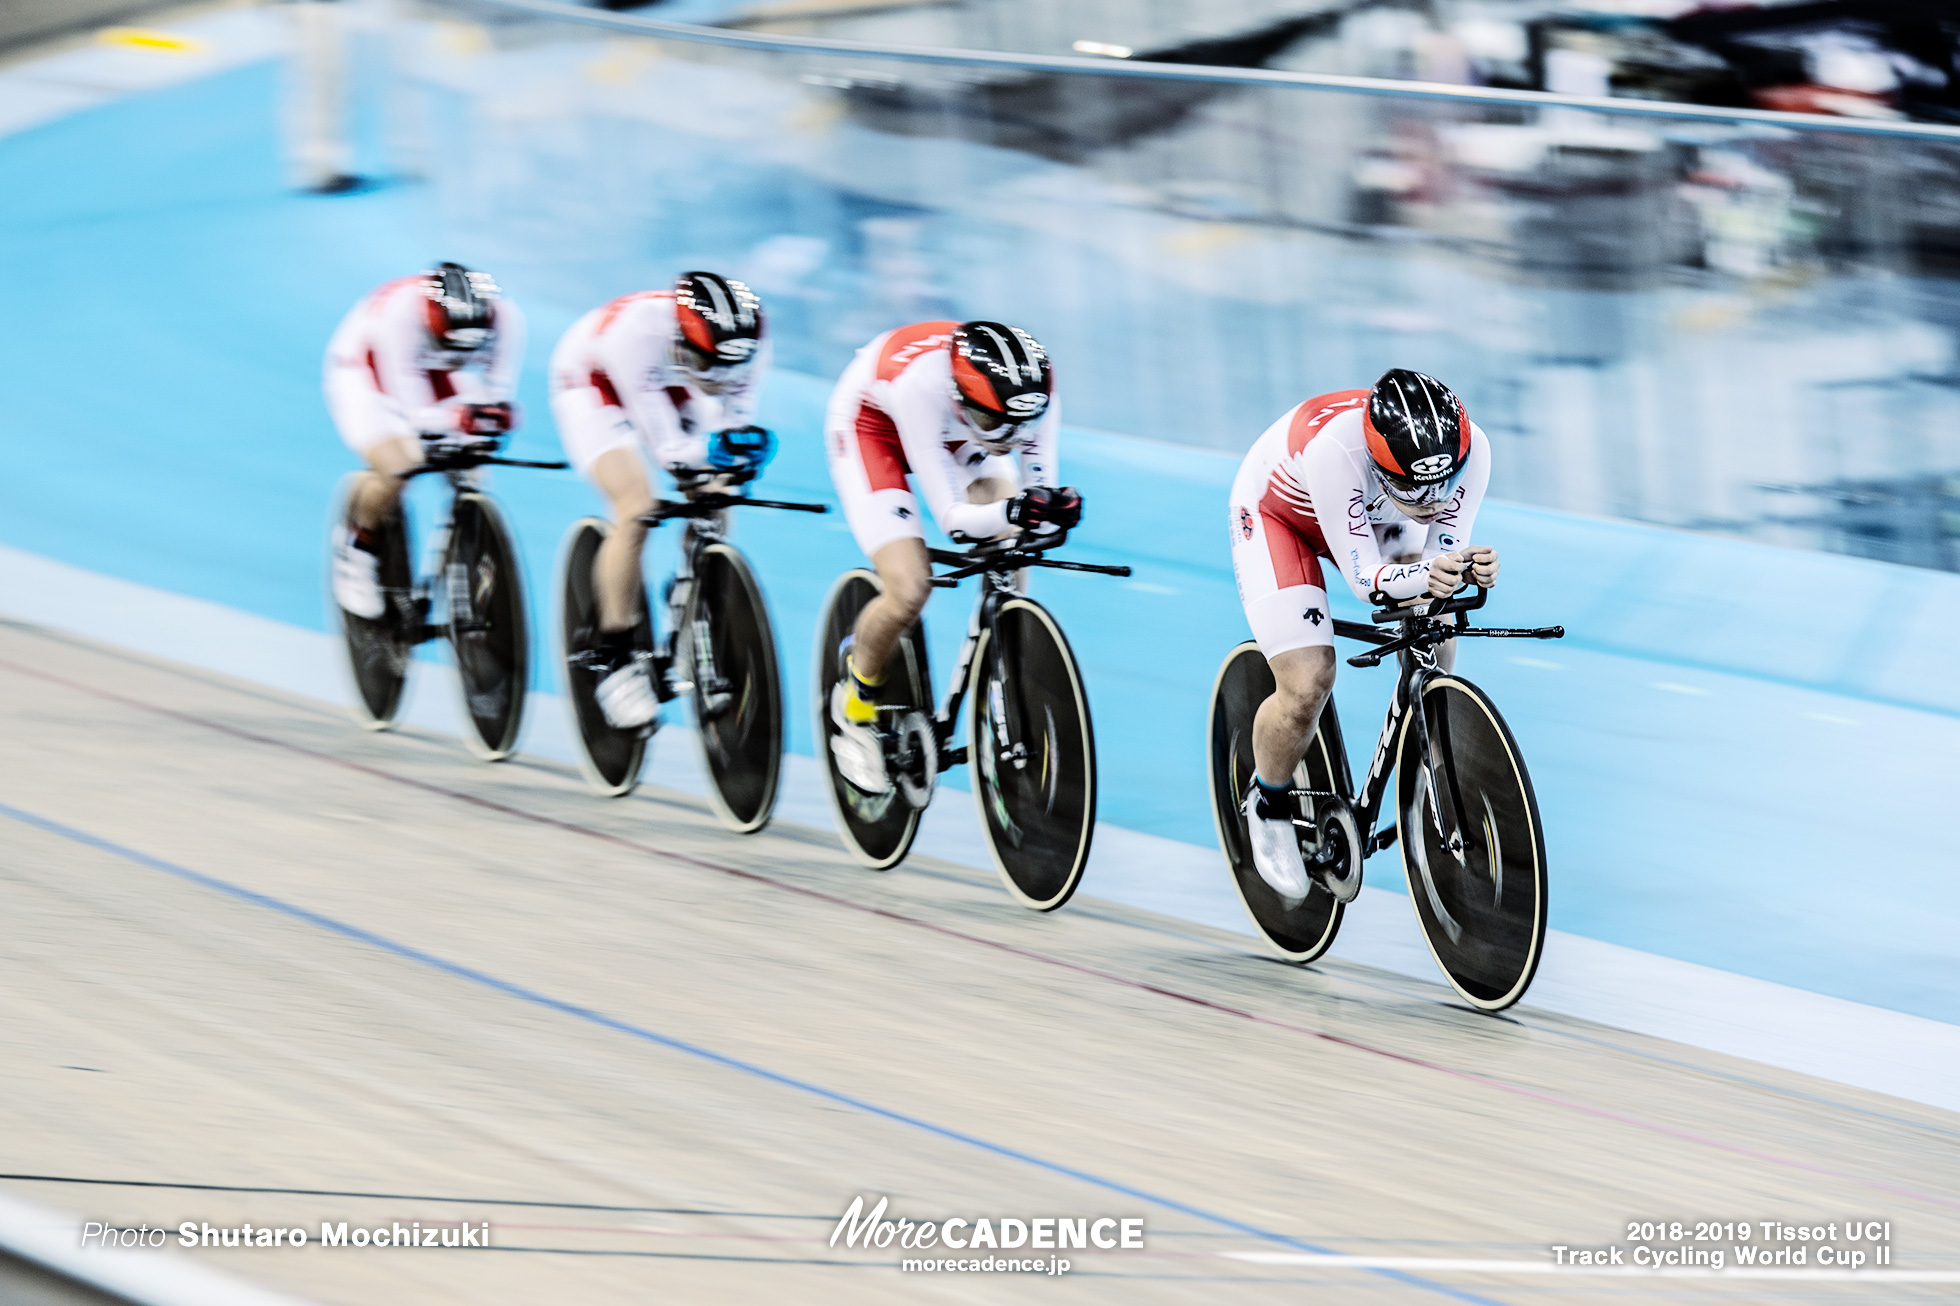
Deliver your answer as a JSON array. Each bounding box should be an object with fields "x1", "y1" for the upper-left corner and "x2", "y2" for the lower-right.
[
  {"x1": 829, "y1": 682, "x2": 889, "y2": 793},
  {"x1": 596, "y1": 659, "x2": 660, "y2": 730},
  {"x1": 331, "y1": 525, "x2": 384, "y2": 620},
  {"x1": 1242, "y1": 788, "x2": 1311, "y2": 904}
]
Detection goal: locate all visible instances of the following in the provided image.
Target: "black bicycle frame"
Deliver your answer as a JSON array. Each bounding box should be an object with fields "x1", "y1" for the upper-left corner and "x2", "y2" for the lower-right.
[
  {"x1": 634, "y1": 474, "x2": 828, "y2": 692},
  {"x1": 1320, "y1": 587, "x2": 1564, "y2": 859},
  {"x1": 923, "y1": 530, "x2": 1131, "y2": 772},
  {"x1": 393, "y1": 441, "x2": 568, "y2": 647}
]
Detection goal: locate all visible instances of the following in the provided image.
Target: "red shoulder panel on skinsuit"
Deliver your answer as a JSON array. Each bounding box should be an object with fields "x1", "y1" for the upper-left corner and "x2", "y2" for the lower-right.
[
  {"x1": 875, "y1": 321, "x2": 958, "y2": 384},
  {"x1": 1288, "y1": 389, "x2": 1370, "y2": 457}
]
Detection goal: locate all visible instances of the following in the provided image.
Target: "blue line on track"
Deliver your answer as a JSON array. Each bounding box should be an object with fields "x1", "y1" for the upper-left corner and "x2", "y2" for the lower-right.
[{"x1": 0, "y1": 798, "x2": 1507, "y2": 1306}]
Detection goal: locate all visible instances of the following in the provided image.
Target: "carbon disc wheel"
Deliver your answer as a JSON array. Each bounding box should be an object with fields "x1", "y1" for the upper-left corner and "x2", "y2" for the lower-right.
[
  {"x1": 330, "y1": 474, "x2": 414, "y2": 732},
  {"x1": 685, "y1": 544, "x2": 783, "y2": 834},
  {"x1": 1395, "y1": 675, "x2": 1548, "y2": 1011},
  {"x1": 968, "y1": 598, "x2": 1096, "y2": 912},
  {"x1": 812, "y1": 569, "x2": 932, "y2": 870},
  {"x1": 446, "y1": 492, "x2": 529, "y2": 761},
  {"x1": 557, "y1": 517, "x2": 654, "y2": 797},
  {"x1": 1207, "y1": 641, "x2": 1351, "y2": 963}
]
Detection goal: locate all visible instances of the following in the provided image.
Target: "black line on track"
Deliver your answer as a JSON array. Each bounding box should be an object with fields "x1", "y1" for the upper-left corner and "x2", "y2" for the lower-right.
[
  {"x1": 0, "y1": 1174, "x2": 823, "y2": 1217},
  {"x1": 479, "y1": 1247, "x2": 860, "y2": 1264}
]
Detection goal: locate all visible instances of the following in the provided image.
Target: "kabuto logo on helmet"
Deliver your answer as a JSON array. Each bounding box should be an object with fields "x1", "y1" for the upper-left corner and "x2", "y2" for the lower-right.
[
  {"x1": 1005, "y1": 393, "x2": 1047, "y2": 416},
  {"x1": 1364, "y1": 369, "x2": 1470, "y2": 496},
  {"x1": 716, "y1": 338, "x2": 759, "y2": 363}
]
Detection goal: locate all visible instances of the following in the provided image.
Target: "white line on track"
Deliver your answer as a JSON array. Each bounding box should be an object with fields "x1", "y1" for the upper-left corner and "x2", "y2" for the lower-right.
[{"x1": 1221, "y1": 1252, "x2": 1956, "y2": 1279}]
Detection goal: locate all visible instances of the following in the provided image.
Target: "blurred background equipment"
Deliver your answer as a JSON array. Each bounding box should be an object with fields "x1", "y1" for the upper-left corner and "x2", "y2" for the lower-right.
[
  {"x1": 376, "y1": 0, "x2": 1960, "y2": 572},
  {"x1": 282, "y1": 0, "x2": 360, "y2": 191},
  {"x1": 0, "y1": 0, "x2": 175, "y2": 52}
]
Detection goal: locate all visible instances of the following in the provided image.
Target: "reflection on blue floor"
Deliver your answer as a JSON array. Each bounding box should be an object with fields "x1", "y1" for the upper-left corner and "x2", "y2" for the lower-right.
[{"x1": 3, "y1": 62, "x2": 1959, "y2": 1023}]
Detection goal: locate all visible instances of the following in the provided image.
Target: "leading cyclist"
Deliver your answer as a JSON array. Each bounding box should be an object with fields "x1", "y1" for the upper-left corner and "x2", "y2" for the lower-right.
[
  {"x1": 548, "y1": 272, "x2": 775, "y2": 729},
  {"x1": 1229, "y1": 370, "x2": 1499, "y2": 902},
  {"x1": 325, "y1": 263, "x2": 525, "y2": 619},
  {"x1": 824, "y1": 320, "x2": 1082, "y2": 792}
]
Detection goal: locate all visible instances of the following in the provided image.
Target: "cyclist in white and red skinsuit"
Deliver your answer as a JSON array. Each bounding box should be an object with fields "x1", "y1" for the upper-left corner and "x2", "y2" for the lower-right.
[
  {"x1": 548, "y1": 272, "x2": 772, "y2": 728},
  {"x1": 1228, "y1": 370, "x2": 1499, "y2": 902},
  {"x1": 325, "y1": 262, "x2": 525, "y2": 619},
  {"x1": 823, "y1": 319, "x2": 1080, "y2": 792}
]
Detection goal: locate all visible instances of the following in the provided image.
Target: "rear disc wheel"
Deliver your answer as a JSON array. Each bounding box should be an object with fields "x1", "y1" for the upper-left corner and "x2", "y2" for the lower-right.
[
  {"x1": 1207, "y1": 641, "x2": 1350, "y2": 962},
  {"x1": 813, "y1": 569, "x2": 932, "y2": 870},
  {"x1": 558, "y1": 517, "x2": 654, "y2": 797},
  {"x1": 330, "y1": 474, "x2": 414, "y2": 731}
]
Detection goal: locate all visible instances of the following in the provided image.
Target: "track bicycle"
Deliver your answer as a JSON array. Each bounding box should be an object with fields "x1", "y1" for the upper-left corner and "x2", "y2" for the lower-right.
[
  {"x1": 813, "y1": 529, "x2": 1130, "y2": 910},
  {"x1": 329, "y1": 437, "x2": 565, "y2": 760},
  {"x1": 557, "y1": 470, "x2": 827, "y2": 832},
  {"x1": 1207, "y1": 586, "x2": 1563, "y2": 1011}
]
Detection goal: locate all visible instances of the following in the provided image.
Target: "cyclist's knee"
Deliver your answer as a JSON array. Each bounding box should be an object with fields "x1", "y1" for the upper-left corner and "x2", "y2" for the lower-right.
[
  {"x1": 885, "y1": 570, "x2": 930, "y2": 622},
  {"x1": 871, "y1": 540, "x2": 932, "y2": 622},
  {"x1": 612, "y1": 495, "x2": 656, "y2": 529},
  {"x1": 1269, "y1": 647, "x2": 1335, "y2": 723}
]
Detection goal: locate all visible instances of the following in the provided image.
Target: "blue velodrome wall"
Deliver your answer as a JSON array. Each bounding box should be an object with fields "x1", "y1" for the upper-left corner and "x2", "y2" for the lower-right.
[{"x1": 4, "y1": 61, "x2": 1959, "y2": 1023}]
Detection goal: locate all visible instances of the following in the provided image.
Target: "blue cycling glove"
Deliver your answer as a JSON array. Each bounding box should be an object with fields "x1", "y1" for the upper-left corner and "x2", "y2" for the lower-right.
[{"x1": 707, "y1": 425, "x2": 777, "y2": 472}]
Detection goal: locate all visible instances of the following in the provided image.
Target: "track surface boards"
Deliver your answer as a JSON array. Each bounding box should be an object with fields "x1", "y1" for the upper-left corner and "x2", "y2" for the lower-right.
[{"x1": 1, "y1": 620, "x2": 1956, "y2": 1304}]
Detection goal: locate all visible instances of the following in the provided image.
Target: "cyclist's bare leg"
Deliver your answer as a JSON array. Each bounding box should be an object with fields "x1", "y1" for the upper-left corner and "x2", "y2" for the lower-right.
[
  {"x1": 590, "y1": 448, "x2": 657, "y2": 633},
  {"x1": 850, "y1": 475, "x2": 1020, "y2": 687},
  {"x1": 347, "y1": 437, "x2": 423, "y2": 531},
  {"x1": 851, "y1": 538, "x2": 930, "y2": 684},
  {"x1": 1253, "y1": 646, "x2": 1336, "y2": 787}
]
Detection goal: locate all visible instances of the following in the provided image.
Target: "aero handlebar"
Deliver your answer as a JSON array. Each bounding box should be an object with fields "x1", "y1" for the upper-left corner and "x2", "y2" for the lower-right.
[
  {"x1": 639, "y1": 492, "x2": 830, "y2": 524},
  {"x1": 926, "y1": 528, "x2": 1133, "y2": 586},
  {"x1": 1343, "y1": 585, "x2": 1563, "y2": 668}
]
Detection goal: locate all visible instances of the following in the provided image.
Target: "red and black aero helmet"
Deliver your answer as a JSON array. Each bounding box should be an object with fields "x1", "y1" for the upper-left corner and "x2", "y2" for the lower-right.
[
  {"x1": 424, "y1": 262, "x2": 499, "y2": 353},
  {"x1": 1363, "y1": 369, "x2": 1470, "y2": 504},
  {"x1": 673, "y1": 271, "x2": 765, "y2": 382},
  {"x1": 950, "y1": 321, "x2": 1052, "y2": 443}
]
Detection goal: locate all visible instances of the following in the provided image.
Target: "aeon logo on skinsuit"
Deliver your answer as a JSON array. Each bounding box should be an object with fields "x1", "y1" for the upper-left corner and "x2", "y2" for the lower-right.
[{"x1": 1346, "y1": 489, "x2": 1370, "y2": 538}]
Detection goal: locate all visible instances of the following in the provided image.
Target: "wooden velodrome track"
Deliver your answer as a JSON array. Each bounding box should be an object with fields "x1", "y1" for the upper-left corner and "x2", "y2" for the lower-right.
[{"x1": 2, "y1": 617, "x2": 1957, "y2": 1305}]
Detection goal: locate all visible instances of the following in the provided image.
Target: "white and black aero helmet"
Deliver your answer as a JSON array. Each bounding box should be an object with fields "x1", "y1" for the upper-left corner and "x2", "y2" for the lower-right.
[
  {"x1": 950, "y1": 321, "x2": 1052, "y2": 448},
  {"x1": 673, "y1": 271, "x2": 765, "y2": 383},
  {"x1": 1363, "y1": 369, "x2": 1470, "y2": 506},
  {"x1": 423, "y1": 262, "x2": 499, "y2": 353}
]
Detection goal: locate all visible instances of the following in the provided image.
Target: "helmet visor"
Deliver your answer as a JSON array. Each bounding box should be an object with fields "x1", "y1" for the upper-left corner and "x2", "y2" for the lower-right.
[
  {"x1": 441, "y1": 325, "x2": 493, "y2": 354},
  {"x1": 956, "y1": 398, "x2": 1031, "y2": 449},
  {"x1": 1377, "y1": 470, "x2": 1457, "y2": 509},
  {"x1": 675, "y1": 340, "x2": 754, "y2": 391}
]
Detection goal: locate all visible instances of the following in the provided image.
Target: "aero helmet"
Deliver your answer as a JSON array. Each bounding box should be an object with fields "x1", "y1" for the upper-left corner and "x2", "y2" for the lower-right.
[
  {"x1": 1363, "y1": 369, "x2": 1470, "y2": 506},
  {"x1": 424, "y1": 262, "x2": 498, "y2": 353},
  {"x1": 950, "y1": 321, "x2": 1052, "y2": 450},
  {"x1": 673, "y1": 271, "x2": 765, "y2": 386}
]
